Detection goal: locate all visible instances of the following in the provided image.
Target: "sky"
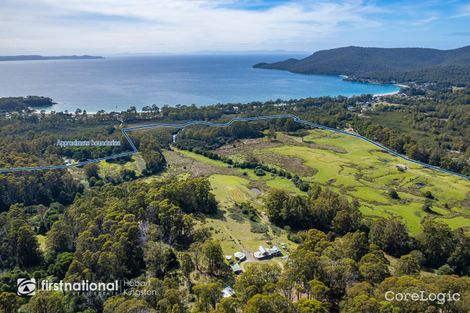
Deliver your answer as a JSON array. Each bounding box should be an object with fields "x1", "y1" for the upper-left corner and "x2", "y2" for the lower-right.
[{"x1": 0, "y1": 0, "x2": 469, "y2": 55}]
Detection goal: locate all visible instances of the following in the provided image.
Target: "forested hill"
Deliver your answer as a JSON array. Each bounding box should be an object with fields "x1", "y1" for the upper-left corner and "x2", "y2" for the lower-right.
[
  {"x1": 0, "y1": 55, "x2": 103, "y2": 61},
  {"x1": 254, "y1": 46, "x2": 470, "y2": 86}
]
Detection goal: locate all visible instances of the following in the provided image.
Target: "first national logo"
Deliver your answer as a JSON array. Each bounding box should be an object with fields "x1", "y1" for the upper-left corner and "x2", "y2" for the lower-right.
[{"x1": 17, "y1": 278, "x2": 36, "y2": 296}]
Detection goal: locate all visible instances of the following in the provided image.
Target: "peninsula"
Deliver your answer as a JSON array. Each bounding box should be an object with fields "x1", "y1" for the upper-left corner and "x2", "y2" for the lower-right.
[{"x1": 254, "y1": 45, "x2": 470, "y2": 86}]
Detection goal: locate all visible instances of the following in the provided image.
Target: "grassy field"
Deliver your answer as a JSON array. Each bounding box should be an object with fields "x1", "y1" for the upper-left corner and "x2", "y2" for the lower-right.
[
  {"x1": 199, "y1": 204, "x2": 295, "y2": 255},
  {"x1": 140, "y1": 127, "x2": 469, "y2": 257},
  {"x1": 67, "y1": 155, "x2": 147, "y2": 188},
  {"x1": 435, "y1": 216, "x2": 470, "y2": 230},
  {"x1": 98, "y1": 154, "x2": 146, "y2": 177},
  {"x1": 209, "y1": 174, "x2": 257, "y2": 205},
  {"x1": 172, "y1": 147, "x2": 301, "y2": 194},
  {"x1": 203, "y1": 174, "x2": 295, "y2": 255},
  {"x1": 216, "y1": 129, "x2": 470, "y2": 234},
  {"x1": 67, "y1": 154, "x2": 150, "y2": 188},
  {"x1": 160, "y1": 149, "x2": 297, "y2": 256}
]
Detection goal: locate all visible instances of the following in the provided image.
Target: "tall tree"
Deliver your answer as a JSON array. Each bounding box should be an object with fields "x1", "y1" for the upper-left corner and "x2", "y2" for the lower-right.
[
  {"x1": 202, "y1": 240, "x2": 226, "y2": 275},
  {"x1": 417, "y1": 220, "x2": 455, "y2": 268}
]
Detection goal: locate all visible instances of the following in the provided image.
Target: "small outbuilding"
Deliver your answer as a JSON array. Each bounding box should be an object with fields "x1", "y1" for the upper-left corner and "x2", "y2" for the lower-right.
[
  {"x1": 254, "y1": 246, "x2": 269, "y2": 260},
  {"x1": 254, "y1": 245, "x2": 282, "y2": 260},
  {"x1": 230, "y1": 263, "x2": 243, "y2": 274},
  {"x1": 267, "y1": 246, "x2": 282, "y2": 257},
  {"x1": 234, "y1": 252, "x2": 246, "y2": 261},
  {"x1": 222, "y1": 287, "x2": 236, "y2": 298}
]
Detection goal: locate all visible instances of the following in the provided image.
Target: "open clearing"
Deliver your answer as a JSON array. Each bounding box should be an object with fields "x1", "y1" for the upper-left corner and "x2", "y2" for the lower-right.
[
  {"x1": 99, "y1": 154, "x2": 146, "y2": 177},
  {"x1": 160, "y1": 148, "x2": 297, "y2": 256},
  {"x1": 209, "y1": 174, "x2": 257, "y2": 205},
  {"x1": 137, "y1": 127, "x2": 469, "y2": 255},
  {"x1": 216, "y1": 129, "x2": 470, "y2": 234}
]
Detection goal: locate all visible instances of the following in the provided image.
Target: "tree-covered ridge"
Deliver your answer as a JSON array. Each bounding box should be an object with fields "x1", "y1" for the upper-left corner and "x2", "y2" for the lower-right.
[
  {"x1": 0, "y1": 177, "x2": 223, "y2": 312},
  {"x1": 0, "y1": 169, "x2": 81, "y2": 212},
  {"x1": 0, "y1": 96, "x2": 54, "y2": 112},
  {"x1": 254, "y1": 46, "x2": 470, "y2": 86},
  {"x1": 356, "y1": 88, "x2": 470, "y2": 176}
]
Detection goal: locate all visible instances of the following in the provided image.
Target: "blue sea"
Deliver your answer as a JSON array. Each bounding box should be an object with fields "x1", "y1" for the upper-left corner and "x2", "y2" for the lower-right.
[{"x1": 0, "y1": 55, "x2": 399, "y2": 112}]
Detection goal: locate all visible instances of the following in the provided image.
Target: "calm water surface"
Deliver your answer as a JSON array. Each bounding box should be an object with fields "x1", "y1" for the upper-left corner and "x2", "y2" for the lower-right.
[{"x1": 0, "y1": 55, "x2": 399, "y2": 112}]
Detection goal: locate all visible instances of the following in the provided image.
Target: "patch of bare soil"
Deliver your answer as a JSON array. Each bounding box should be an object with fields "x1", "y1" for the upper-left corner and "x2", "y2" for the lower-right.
[
  {"x1": 217, "y1": 137, "x2": 283, "y2": 156},
  {"x1": 164, "y1": 150, "x2": 235, "y2": 177},
  {"x1": 255, "y1": 153, "x2": 317, "y2": 177}
]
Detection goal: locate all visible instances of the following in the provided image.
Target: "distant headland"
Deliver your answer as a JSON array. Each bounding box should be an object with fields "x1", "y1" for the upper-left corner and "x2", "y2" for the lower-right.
[
  {"x1": 254, "y1": 45, "x2": 470, "y2": 87},
  {"x1": 0, "y1": 55, "x2": 104, "y2": 61}
]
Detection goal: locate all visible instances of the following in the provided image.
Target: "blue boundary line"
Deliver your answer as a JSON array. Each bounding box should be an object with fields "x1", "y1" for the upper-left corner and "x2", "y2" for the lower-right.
[{"x1": 0, "y1": 114, "x2": 469, "y2": 180}]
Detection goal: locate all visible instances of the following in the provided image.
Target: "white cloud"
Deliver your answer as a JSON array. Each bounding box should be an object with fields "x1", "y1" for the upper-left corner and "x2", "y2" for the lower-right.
[
  {"x1": 410, "y1": 15, "x2": 439, "y2": 26},
  {"x1": 0, "y1": 0, "x2": 383, "y2": 54},
  {"x1": 451, "y1": 3, "x2": 470, "y2": 18}
]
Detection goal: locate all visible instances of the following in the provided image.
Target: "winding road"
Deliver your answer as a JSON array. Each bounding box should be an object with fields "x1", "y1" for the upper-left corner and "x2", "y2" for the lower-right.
[{"x1": 0, "y1": 114, "x2": 469, "y2": 180}]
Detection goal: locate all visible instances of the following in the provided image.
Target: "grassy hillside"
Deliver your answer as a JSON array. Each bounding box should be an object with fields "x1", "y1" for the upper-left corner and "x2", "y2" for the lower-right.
[
  {"x1": 159, "y1": 148, "x2": 297, "y2": 256},
  {"x1": 213, "y1": 130, "x2": 470, "y2": 234},
  {"x1": 160, "y1": 126, "x2": 470, "y2": 237}
]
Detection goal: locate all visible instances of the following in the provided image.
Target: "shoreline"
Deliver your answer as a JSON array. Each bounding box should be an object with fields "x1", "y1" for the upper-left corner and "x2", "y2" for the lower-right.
[
  {"x1": 373, "y1": 83, "x2": 408, "y2": 97},
  {"x1": 6, "y1": 70, "x2": 406, "y2": 114},
  {"x1": 23, "y1": 78, "x2": 404, "y2": 114},
  {"x1": 373, "y1": 89, "x2": 401, "y2": 97},
  {"x1": 340, "y1": 74, "x2": 405, "y2": 97}
]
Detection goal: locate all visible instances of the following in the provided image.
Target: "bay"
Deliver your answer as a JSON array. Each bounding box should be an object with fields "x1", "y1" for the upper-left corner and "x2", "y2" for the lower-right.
[{"x1": 0, "y1": 54, "x2": 399, "y2": 112}]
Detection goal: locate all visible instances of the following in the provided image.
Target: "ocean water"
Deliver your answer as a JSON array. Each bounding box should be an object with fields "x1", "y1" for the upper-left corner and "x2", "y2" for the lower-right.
[{"x1": 0, "y1": 55, "x2": 399, "y2": 112}]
